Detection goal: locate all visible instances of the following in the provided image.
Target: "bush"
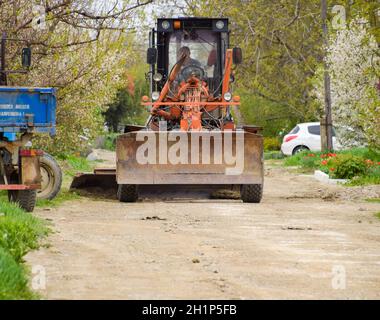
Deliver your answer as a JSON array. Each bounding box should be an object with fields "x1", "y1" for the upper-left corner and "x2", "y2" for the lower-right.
[
  {"x1": 64, "y1": 155, "x2": 93, "y2": 176},
  {"x1": 340, "y1": 148, "x2": 380, "y2": 162},
  {"x1": 348, "y1": 163, "x2": 380, "y2": 186},
  {"x1": 103, "y1": 133, "x2": 118, "y2": 151},
  {"x1": 264, "y1": 137, "x2": 281, "y2": 151},
  {"x1": 284, "y1": 151, "x2": 319, "y2": 168},
  {"x1": 323, "y1": 154, "x2": 368, "y2": 179},
  {"x1": 264, "y1": 151, "x2": 285, "y2": 160},
  {"x1": 283, "y1": 148, "x2": 380, "y2": 186}
]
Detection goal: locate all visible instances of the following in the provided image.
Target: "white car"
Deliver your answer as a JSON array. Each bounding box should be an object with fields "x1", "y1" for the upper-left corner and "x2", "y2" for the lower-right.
[{"x1": 281, "y1": 122, "x2": 342, "y2": 156}]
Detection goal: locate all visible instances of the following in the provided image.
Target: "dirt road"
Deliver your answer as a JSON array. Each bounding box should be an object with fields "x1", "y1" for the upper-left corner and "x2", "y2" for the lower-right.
[{"x1": 27, "y1": 162, "x2": 380, "y2": 300}]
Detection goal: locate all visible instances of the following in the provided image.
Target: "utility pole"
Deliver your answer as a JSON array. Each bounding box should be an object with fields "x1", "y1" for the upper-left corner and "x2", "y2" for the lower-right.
[
  {"x1": 0, "y1": 32, "x2": 7, "y2": 86},
  {"x1": 321, "y1": 0, "x2": 333, "y2": 151}
]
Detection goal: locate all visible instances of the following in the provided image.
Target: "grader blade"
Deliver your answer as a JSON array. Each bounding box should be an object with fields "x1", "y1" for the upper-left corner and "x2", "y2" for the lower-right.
[
  {"x1": 116, "y1": 131, "x2": 264, "y2": 186},
  {"x1": 70, "y1": 168, "x2": 117, "y2": 190}
]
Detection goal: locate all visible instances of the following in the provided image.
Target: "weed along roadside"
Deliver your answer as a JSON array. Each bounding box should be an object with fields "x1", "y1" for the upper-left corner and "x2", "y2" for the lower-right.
[
  {"x1": 283, "y1": 148, "x2": 380, "y2": 186},
  {"x1": 0, "y1": 199, "x2": 49, "y2": 299},
  {"x1": 0, "y1": 155, "x2": 95, "y2": 300}
]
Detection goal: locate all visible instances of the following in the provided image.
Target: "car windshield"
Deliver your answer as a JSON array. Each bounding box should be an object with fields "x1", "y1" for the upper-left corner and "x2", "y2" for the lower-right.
[{"x1": 168, "y1": 30, "x2": 218, "y2": 80}]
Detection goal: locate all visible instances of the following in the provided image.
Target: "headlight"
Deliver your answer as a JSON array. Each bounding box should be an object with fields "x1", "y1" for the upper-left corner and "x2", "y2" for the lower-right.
[
  {"x1": 152, "y1": 91, "x2": 160, "y2": 101},
  {"x1": 224, "y1": 92, "x2": 232, "y2": 102},
  {"x1": 161, "y1": 20, "x2": 170, "y2": 30},
  {"x1": 215, "y1": 20, "x2": 225, "y2": 30},
  {"x1": 153, "y1": 73, "x2": 163, "y2": 82}
]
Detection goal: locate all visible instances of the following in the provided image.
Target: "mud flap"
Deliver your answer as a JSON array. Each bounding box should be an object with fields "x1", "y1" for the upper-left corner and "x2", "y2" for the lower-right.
[{"x1": 21, "y1": 156, "x2": 41, "y2": 186}]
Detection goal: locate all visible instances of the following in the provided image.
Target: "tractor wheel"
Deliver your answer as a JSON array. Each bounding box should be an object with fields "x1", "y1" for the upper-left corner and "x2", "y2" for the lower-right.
[
  {"x1": 9, "y1": 190, "x2": 37, "y2": 212},
  {"x1": 241, "y1": 184, "x2": 263, "y2": 203},
  {"x1": 38, "y1": 153, "x2": 62, "y2": 201},
  {"x1": 117, "y1": 184, "x2": 139, "y2": 203}
]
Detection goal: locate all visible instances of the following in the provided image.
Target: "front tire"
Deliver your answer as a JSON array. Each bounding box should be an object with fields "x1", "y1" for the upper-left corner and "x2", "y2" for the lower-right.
[
  {"x1": 117, "y1": 184, "x2": 139, "y2": 203},
  {"x1": 241, "y1": 184, "x2": 263, "y2": 203},
  {"x1": 9, "y1": 190, "x2": 37, "y2": 212}
]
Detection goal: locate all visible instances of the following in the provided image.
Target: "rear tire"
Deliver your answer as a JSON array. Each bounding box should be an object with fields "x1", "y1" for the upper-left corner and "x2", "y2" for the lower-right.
[
  {"x1": 117, "y1": 184, "x2": 139, "y2": 203},
  {"x1": 8, "y1": 190, "x2": 37, "y2": 212},
  {"x1": 292, "y1": 146, "x2": 309, "y2": 156},
  {"x1": 38, "y1": 153, "x2": 62, "y2": 201},
  {"x1": 241, "y1": 184, "x2": 263, "y2": 203}
]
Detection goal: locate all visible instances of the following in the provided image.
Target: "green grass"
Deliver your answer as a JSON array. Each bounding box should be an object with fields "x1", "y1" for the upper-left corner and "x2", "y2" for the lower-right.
[
  {"x1": 375, "y1": 212, "x2": 380, "y2": 220},
  {"x1": 0, "y1": 200, "x2": 49, "y2": 300},
  {"x1": 0, "y1": 247, "x2": 37, "y2": 300},
  {"x1": 0, "y1": 154, "x2": 96, "y2": 299},
  {"x1": 339, "y1": 148, "x2": 380, "y2": 161},
  {"x1": 103, "y1": 133, "x2": 118, "y2": 151},
  {"x1": 346, "y1": 175, "x2": 380, "y2": 186},
  {"x1": 64, "y1": 155, "x2": 93, "y2": 176},
  {"x1": 284, "y1": 148, "x2": 380, "y2": 167},
  {"x1": 0, "y1": 201, "x2": 49, "y2": 263},
  {"x1": 282, "y1": 148, "x2": 380, "y2": 186},
  {"x1": 36, "y1": 190, "x2": 80, "y2": 208},
  {"x1": 366, "y1": 198, "x2": 380, "y2": 203},
  {"x1": 264, "y1": 151, "x2": 285, "y2": 160}
]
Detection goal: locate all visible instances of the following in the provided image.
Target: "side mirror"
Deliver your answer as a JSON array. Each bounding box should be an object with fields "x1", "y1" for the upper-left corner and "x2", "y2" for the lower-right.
[
  {"x1": 22, "y1": 47, "x2": 32, "y2": 68},
  {"x1": 232, "y1": 47, "x2": 243, "y2": 65},
  {"x1": 147, "y1": 48, "x2": 157, "y2": 65}
]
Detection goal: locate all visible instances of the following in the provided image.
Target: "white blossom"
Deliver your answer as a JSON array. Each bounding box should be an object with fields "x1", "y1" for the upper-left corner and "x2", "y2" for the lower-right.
[{"x1": 315, "y1": 19, "x2": 380, "y2": 148}]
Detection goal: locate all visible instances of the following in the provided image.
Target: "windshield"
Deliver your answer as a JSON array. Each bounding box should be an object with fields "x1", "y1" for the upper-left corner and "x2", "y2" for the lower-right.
[{"x1": 168, "y1": 30, "x2": 219, "y2": 79}]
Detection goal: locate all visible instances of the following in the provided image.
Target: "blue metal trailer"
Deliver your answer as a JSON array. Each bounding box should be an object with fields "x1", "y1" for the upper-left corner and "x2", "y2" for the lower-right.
[
  {"x1": 0, "y1": 87, "x2": 58, "y2": 212},
  {"x1": 0, "y1": 87, "x2": 56, "y2": 135}
]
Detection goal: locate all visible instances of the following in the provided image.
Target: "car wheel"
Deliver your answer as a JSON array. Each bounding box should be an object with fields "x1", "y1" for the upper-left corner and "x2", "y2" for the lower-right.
[{"x1": 292, "y1": 146, "x2": 309, "y2": 156}]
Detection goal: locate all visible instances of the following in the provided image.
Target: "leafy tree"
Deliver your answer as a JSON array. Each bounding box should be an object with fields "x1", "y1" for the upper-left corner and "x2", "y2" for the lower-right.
[
  {"x1": 177, "y1": 0, "x2": 325, "y2": 135},
  {"x1": 0, "y1": 0, "x2": 152, "y2": 155},
  {"x1": 170, "y1": 0, "x2": 379, "y2": 139},
  {"x1": 314, "y1": 17, "x2": 379, "y2": 148},
  {"x1": 104, "y1": 70, "x2": 149, "y2": 132}
]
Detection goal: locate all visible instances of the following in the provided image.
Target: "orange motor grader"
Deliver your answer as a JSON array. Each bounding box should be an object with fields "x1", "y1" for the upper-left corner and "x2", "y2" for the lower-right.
[
  {"x1": 72, "y1": 18, "x2": 264, "y2": 203},
  {"x1": 116, "y1": 18, "x2": 264, "y2": 203}
]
